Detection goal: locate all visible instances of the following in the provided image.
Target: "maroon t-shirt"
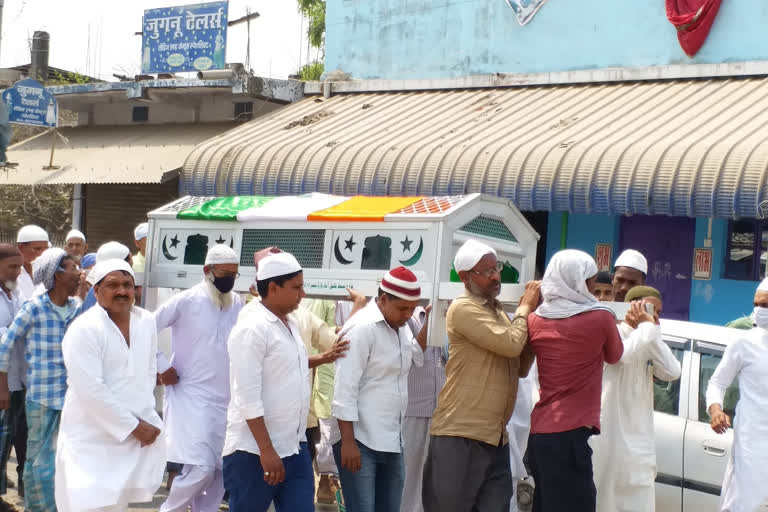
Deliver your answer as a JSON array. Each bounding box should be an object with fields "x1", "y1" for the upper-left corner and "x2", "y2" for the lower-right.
[{"x1": 528, "y1": 309, "x2": 623, "y2": 435}]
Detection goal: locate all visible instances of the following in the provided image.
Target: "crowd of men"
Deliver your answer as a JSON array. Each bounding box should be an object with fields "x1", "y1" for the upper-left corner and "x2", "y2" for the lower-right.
[{"x1": 0, "y1": 221, "x2": 763, "y2": 512}]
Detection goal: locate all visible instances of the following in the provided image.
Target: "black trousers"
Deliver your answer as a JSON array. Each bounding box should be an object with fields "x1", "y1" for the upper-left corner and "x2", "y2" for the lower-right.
[
  {"x1": 422, "y1": 435, "x2": 513, "y2": 512},
  {"x1": 528, "y1": 428, "x2": 596, "y2": 512}
]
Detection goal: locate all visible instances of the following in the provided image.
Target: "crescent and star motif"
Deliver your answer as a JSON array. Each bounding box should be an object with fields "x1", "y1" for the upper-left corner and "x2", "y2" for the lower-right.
[
  {"x1": 162, "y1": 234, "x2": 178, "y2": 261},
  {"x1": 399, "y1": 236, "x2": 424, "y2": 266},
  {"x1": 334, "y1": 236, "x2": 354, "y2": 265}
]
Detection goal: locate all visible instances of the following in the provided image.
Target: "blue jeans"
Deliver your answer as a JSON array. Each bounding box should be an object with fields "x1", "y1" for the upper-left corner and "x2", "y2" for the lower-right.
[
  {"x1": 223, "y1": 443, "x2": 314, "y2": 512},
  {"x1": 333, "y1": 440, "x2": 404, "y2": 512}
]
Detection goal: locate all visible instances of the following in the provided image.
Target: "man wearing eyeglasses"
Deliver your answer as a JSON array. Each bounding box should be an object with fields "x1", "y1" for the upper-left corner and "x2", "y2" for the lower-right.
[
  {"x1": 422, "y1": 239, "x2": 541, "y2": 512},
  {"x1": 154, "y1": 244, "x2": 244, "y2": 512}
]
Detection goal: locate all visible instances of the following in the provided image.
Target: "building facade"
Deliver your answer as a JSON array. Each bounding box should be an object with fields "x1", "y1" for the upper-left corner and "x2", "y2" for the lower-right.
[{"x1": 319, "y1": 0, "x2": 768, "y2": 324}]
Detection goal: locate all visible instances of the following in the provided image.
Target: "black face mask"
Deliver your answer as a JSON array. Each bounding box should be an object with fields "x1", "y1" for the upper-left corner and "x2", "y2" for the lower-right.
[{"x1": 212, "y1": 275, "x2": 235, "y2": 294}]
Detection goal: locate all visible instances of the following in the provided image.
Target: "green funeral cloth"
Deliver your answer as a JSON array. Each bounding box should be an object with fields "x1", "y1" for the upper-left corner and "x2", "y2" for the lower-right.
[
  {"x1": 726, "y1": 315, "x2": 755, "y2": 330},
  {"x1": 177, "y1": 196, "x2": 274, "y2": 221}
]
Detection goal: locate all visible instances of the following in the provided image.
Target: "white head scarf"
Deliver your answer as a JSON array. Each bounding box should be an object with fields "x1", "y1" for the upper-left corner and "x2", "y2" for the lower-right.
[
  {"x1": 454, "y1": 239, "x2": 496, "y2": 273},
  {"x1": 758, "y1": 277, "x2": 768, "y2": 292},
  {"x1": 535, "y1": 249, "x2": 615, "y2": 320}
]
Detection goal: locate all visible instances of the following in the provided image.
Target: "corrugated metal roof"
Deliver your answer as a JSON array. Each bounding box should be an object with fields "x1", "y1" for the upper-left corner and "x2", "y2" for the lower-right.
[
  {"x1": 2, "y1": 122, "x2": 238, "y2": 185},
  {"x1": 181, "y1": 78, "x2": 768, "y2": 218}
]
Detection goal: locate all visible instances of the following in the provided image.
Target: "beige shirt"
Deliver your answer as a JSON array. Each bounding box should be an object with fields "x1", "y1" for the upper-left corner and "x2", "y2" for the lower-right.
[{"x1": 430, "y1": 290, "x2": 533, "y2": 446}]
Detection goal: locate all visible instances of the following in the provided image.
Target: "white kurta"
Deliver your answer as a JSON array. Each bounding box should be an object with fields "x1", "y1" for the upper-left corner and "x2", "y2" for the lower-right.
[
  {"x1": 590, "y1": 321, "x2": 681, "y2": 512},
  {"x1": 55, "y1": 305, "x2": 165, "y2": 512},
  {"x1": 706, "y1": 328, "x2": 768, "y2": 512},
  {"x1": 154, "y1": 283, "x2": 243, "y2": 468}
]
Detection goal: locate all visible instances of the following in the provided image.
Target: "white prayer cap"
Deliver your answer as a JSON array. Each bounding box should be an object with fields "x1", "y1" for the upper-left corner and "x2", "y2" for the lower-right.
[
  {"x1": 66, "y1": 229, "x2": 86, "y2": 243},
  {"x1": 97, "y1": 241, "x2": 130, "y2": 263},
  {"x1": 17, "y1": 225, "x2": 49, "y2": 244},
  {"x1": 89, "y1": 258, "x2": 135, "y2": 286},
  {"x1": 134, "y1": 222, "x2": 149, "y2": 241},
  {"x1": 614, "y1": 249, "x2": 648, "y2": 275},
  {"x1": 205, "y1": 244, "x2": 239, "y2": 266},
  {"x1": 758, "y1": 278, "x2": 768, "y2": 292},
  {"x1": 257, "y1": 252, "x2": 302, "y2": 281},
  {"x1": 453, "y1": 239, "x2": 497, "y2": 273}
]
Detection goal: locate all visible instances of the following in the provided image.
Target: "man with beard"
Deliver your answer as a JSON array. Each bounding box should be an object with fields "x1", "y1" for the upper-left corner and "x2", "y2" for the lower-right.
[
  {"x1": 155, "y1": 244, "x2": 244, "y2": 512},
  {"x1": 0, "y1": 245, "x2": 24, "y2": 509},
  {"x1": 64, "y1": 230, "x2": 87, "y2": 264},
  {"x1": 0, "y1": 248, "x2": 83, "y2": 511},
  {"x1": 423, "y1": 239, "x2": 540, "y2": 512}
]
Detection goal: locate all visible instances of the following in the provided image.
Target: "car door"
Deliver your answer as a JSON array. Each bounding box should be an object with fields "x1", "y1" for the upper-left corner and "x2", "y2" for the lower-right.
[
  {"x1": 654, "y1": 335, "x2": 690, "y2": 512},
  {"x1": 681, "y1": 340, "x2": 738, "y2": 511}
]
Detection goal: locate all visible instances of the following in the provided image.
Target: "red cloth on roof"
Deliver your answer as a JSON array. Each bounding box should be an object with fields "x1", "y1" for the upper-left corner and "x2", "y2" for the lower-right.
[{"x1": 666, "y1": 0, "x2": 723, "y2": 57}]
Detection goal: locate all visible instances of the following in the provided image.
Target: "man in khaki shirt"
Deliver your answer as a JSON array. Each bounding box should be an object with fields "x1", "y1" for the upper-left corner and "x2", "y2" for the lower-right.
[{"x1": 422, "y1": 239, "x2": 540, "y2": 512}]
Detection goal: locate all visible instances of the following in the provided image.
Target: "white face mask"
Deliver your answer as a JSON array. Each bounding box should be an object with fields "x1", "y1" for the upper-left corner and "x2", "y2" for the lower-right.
[{"x1": 753, "y1": 306, "x2": 768, "y2": 329}]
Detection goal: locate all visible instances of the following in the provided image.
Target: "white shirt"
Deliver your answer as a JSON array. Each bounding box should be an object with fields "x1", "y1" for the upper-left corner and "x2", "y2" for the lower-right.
[
  {"x1": 223, "y1": 301, "x2": 310, "y2": 459},
  {"x1": 17, "y1": 267, "x2": 35, "y2": 300},
  {"x1": 55, "y1": 305, "x2": 165, "y2": 512},
  {"x1": 591, "y1": 321, "x2": 681, "y2": 512},
  {"x1": 705, "y1": 328, "x2": 768, "y2": 512},
  {"x1": 332, "y1": 300, "x2": 424, "y2": 453},
  {"x1": 154, "y1": 282, "x2": 243, "y2": 467},
  {"x1": 0, "y1": 288, "x2": 26, "y2": 392}
]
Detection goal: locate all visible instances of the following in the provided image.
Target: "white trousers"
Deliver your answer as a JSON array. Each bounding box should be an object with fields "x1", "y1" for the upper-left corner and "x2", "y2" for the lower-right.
[
  {"x1": 316, "y1": 417, "x2": 339, "y2": 476},
  {"x1": 401, "y1": 416, "x2": 432, "y2": 512},
  {"x1": 90, "y1": 504, "x2": 128, "y2": 512},
  {"x1": 159, "y1": 464, "x2": 224, "y2": 512}
]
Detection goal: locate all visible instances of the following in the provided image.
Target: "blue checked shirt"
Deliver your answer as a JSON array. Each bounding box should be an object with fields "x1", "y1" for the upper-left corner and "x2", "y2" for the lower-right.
[{"x1": 0, "y1": 293, "x2": 82, "y2": 410}]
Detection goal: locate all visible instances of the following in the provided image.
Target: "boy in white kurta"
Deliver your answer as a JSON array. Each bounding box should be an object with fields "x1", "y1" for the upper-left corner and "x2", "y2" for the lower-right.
[
  {"x1": 590, "y1": 286, "x2": 681, "y2": 512},
  {"x1": 55, "y1": 259, "x2": 165, "y2": 512}
]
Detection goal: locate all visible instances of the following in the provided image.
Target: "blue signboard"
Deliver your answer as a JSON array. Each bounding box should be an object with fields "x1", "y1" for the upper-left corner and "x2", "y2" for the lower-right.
[
  {"x1": 142, "y1": 1, "x2": 228, "y2": 74},
  {"x1": 1, "y1": 79, "x2": 57, "y2": 128}
]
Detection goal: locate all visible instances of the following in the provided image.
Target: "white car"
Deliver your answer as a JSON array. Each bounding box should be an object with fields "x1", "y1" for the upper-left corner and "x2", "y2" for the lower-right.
[{"x1": 654, "y1": 319, "x2": 743, "y2": 511}]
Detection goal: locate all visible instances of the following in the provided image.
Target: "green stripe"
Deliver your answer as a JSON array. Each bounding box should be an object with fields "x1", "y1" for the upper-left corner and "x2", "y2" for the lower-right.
[{"x1": 177, "y1": 196, "x2": 274, "y2": 221}]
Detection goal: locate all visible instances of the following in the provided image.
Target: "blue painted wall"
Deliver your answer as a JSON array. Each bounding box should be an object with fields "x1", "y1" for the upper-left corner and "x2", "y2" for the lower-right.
[
  {"x1": 545, "y1": 215, "x2": 760, "y2": 326},
  {"x1": 326, "y1": 0, "x2": 768, "y2": 80},
  {"x1": 689, "y1": 218, "x2": 757, "y2": 325}
]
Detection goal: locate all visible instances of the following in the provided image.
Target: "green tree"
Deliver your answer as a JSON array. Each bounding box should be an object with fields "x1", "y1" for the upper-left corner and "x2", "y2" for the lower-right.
[
  {"x1": 297, "y1": 0, "x2": 326, "y2": 49},
  {"x1": 298, "y1": 61, "x2": 324, "y2": 81}
]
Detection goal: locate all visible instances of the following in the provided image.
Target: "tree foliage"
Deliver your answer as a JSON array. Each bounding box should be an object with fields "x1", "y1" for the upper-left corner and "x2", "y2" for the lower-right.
[
  {"x1": 0, "y1": 107, "x2": 76, "y2": 240},
  {"x1": 297, "y1": 0, "x2": 326, "y2": 49},
  {"x1": 298, "y1": 61, "x2": 325, "y2": 81}
]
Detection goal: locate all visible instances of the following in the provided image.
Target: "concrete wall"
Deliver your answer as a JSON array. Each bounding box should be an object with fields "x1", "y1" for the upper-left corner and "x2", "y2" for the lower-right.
[
  {"x1": 326, "y1": 0, "x2": 768, "y2": 80},
  {"x1": 79, "y1": 95, "x2": 282, "y2": 126},
  {"x1": 544, "y1": 214, "x2": 759, "y2": 325}
]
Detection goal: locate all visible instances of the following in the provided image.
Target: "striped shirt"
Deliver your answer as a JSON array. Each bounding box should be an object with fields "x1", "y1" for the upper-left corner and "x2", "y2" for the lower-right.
[
  {"x1": 0, "y1": 293, "x2": 82, "y2": 410},
  {"x1": 406, "y1": 309, "x2": 447, "y2": 418}
]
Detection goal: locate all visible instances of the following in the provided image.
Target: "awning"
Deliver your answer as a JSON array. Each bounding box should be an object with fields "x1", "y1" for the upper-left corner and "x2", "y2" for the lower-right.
[
  {"x1": 2, "y1": 122, "x2": 238, "y2": 185},
  {"x1": 181, "y1": 77, "x2": 768, "y2": 218}
]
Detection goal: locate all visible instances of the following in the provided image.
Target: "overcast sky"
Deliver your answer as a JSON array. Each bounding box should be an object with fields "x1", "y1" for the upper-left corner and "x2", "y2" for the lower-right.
[{"x1": 0, "y1": 0, "x2": 312, "y2": 80}]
